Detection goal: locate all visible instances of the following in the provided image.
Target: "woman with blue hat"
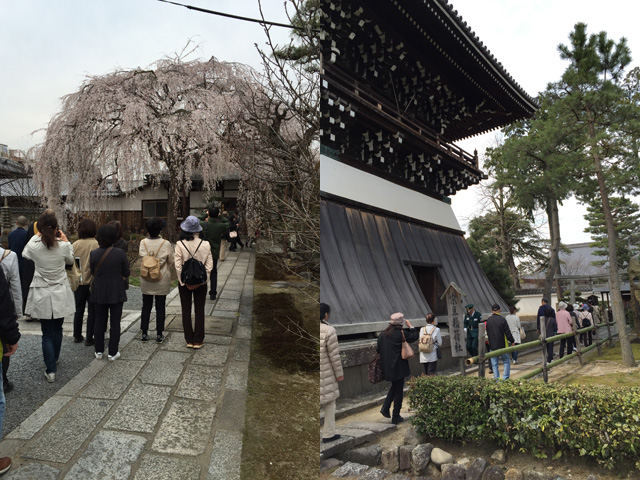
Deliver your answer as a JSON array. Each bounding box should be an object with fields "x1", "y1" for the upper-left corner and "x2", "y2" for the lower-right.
[{"x1": 175, "y1": 215, "x2": 213, "y2": 349}]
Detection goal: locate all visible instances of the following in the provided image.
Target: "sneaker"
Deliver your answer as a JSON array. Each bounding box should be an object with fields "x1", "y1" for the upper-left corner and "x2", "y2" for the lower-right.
[
  {"x1": 108, "y1": 352, "x2": 121, "y2": 361},
  {"x1": 0, "y1": 457, "x2": 11, "y2": 475},
  {"x1": 73, "y1": 335, "x2": 84, "y2": 343},
  {"x1": 186, "y1": 343, "x2": 194, "y2": 348},
  {"x1": 156, "y1": 334, "x2": 165, "y2": 344},
  {"x1": 209, "y1": 293, "x2": 216, "y2": 301},
  {"x1": 44, "y1": 371, "x2": 55, "y2": 383},
  {"x1": 512, "y1": 359, "x2": 517, "y2": 365},
  {"x1": 322, "y1": 434, "x2": 340, "y2": 443},
  {"x1": 192, "y1": 343, "x2": 204, "y2": 349},
  {"x1": 95, "y1": 352, "x2": 103, "y2": 360},
  {"x1": 380, "y1": 407, "x2": 391, "y2": 418},
  {"x1": 85, "y1": 338, "x2": 95, "y2": 346},
  {"x1": 141, "y1": 333, "x2": 149, "y2": 342}
]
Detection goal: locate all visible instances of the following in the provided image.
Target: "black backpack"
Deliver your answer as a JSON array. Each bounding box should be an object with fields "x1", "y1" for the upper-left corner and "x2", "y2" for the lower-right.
[{"x1": 180, "y1": 240, "x2": 208, "y2": 285}]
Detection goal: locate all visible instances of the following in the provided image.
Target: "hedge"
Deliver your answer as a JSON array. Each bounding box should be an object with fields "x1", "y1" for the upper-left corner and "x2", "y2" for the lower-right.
[{"x1": 408, "y1": 376, "x2": 640, "y2": 470}]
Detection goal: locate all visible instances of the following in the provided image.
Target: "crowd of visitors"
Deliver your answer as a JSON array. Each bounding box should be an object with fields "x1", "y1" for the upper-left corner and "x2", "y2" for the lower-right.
[
  {"x1": 0, "y1": 205, "x2": 250, "y2": 474},
  {"x1": 320, "y1": 293, "x2": 604, "y2": 440}
]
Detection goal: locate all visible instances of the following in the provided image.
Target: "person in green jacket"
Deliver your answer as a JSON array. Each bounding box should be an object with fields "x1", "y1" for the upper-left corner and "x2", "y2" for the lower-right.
[
  {"x1": 199, "y1": 206, "x2": 229, "y2": 301},
  {"x1": 464, "y1": 304, "x2": 482, "y2": 357}
]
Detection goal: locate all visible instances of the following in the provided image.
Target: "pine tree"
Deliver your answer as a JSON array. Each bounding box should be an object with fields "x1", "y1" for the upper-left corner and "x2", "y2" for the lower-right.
[{"x1": 584, "y1": 197, "x2": 640, "y2": 270}]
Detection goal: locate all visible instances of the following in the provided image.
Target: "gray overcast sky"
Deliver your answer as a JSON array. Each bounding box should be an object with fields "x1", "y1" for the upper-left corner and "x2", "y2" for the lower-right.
[
  {"x1": 448, "y1": 0, "x2": 640, "y2": 244},
  {"x1": 0, "y1": 0, "x2": 291, "y2": 151}
]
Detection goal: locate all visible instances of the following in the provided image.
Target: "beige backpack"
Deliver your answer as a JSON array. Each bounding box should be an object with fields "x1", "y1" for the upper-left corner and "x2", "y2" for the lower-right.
[{"x1": 140, "y1": 239, "x2": 165, "y2": 282}]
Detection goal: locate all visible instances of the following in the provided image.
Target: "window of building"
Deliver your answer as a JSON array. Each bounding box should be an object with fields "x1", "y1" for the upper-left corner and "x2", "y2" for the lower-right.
[{"x1": 142, "y1": 200, "x2": 168, "y2": 219}]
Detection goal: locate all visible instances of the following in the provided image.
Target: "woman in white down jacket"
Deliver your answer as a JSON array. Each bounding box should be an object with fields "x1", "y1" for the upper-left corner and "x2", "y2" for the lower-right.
[{"x1": 320, "y1": 303, "x2": 343, "y2": 443}]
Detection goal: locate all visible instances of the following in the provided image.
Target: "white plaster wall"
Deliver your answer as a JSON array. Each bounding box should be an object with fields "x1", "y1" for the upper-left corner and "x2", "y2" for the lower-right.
[
  {"x1": 516, "y1": 295, "x2": 558, "y2": 318},
  {"x1": 190, "y1": 191, "x2": 206, "y2": 215},
  {"x1": 320, "y1": 154, "x2": 461, "y2": 231}
]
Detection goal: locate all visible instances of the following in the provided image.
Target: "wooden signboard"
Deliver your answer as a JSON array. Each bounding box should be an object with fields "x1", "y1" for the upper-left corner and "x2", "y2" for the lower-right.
[{"x1": 441, "y1": 282, "x2": 467, "y2": 358}]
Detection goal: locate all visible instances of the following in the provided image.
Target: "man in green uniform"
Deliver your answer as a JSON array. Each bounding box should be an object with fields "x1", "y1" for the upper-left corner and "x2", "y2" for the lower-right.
[
  {"x1": 464, "y1": 304, "x2": 482, "y2": 357},
  {"x1": 199, "y1": 206, "x2": 229, "y2": 300}
]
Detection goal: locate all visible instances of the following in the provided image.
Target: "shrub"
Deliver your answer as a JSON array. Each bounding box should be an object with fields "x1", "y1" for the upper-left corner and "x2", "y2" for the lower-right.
[{"x1": 408, "y1": 376, "x2": 640, "y2": 470}]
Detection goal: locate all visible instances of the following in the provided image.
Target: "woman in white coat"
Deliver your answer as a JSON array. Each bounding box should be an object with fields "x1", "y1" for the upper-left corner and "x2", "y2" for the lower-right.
[
  {"x1": 419, "y1": 313, "x2": 442, "y2": 376},
  {"x1": 320, "y1": 303, "x2": 343, "y2": 443},
  {"x1": 22, "y1": 212, "x2": 75, "y2": 383},
  {"x1": 139, "y1": 217, "x2": 175, "y2": 344}
]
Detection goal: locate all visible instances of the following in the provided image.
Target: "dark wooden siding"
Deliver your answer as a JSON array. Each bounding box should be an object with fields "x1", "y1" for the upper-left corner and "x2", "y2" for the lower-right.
[{"x1": 321, "y1": 199, "x2": 507, "y2": 332}]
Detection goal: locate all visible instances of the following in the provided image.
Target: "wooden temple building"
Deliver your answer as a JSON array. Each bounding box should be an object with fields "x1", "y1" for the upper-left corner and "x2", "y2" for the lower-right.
[{"x1": 320, "y1": 0, "x2": 536, "y2": 391}]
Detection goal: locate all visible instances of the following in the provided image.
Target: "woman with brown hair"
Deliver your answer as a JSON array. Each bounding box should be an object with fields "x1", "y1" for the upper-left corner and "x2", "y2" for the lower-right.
[
  {"x1": 22, "y1": 211, "x2": 75, "y2": 382},
  {"x1": 377, "y1": 312, "x2": 418, "y2": 424},
  {"x1": 71, "y1": 218, "x2": 99, "y2": 345}
]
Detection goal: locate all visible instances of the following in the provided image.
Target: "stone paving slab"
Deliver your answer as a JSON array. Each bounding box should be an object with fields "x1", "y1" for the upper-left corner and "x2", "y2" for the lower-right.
[
  {"x1": 213, "y1": 299, "x2": 241, "y2": 312},
  {"x1": 233, "y1": 339, "x2": 251, "y2": 362},
  {"x1": 203, "y1": 316, "x2": 234, "y2": 333},
  {"x1": 220, "y1": 283, "x2": 243, "y2": 292},
  {"x1": 203, "y1": 335, "x2": 232, "y2": 346},
  {"x1": 65, "y1": 430, "x2": 147, "y2": 480},
  {"x1": 22, "y1": 398, "x2": 114, "y2": 463},
  {"x1": 238, "y1": 314, "x2": 252, "y2": 326},
  {"x1": 133, "y1": 454, "x2": 202, "y2": 480},
  {"x1": 210, "y1": 310, "x2": 237, "y2": 320},
  {"x1": 225, "y1": 362, "x2": 249, "y2": 391},
  {"x1": 175, "y1": 365, "x2": 223, "y2": 402},
  {"x1": 121, "y1": 338, "x2": 160, "y2": 361},
  {"x1": 235, "y1": 325, "x2": 252, "y2": 340},
  {"x1": 164, "y1": 315, "x2": 234, "y2": 335},
  {"x1": 216, "y1": 390, "x2": 247, "y2": 432},
  {"x1": 105, "y1": 384, "x2": 172, "y2": 433},
  {"x1": 335, "y1": 428, "x2": 378, "y2": 446},
  {"x1": 190, "y1": 344, "x2": 230, "y2": 367},
  {"x1": 320, "y1": 435, "x2": 356, "y2": 460},
  {"x1": 345, "y1": 422, "x2": 398, "y2": 434},
  {"x1": 152, "y1": 398, "x2": 217, "y2": 456},
  {"x1": 207, "y1": 430, "x2": 243, "y2": 480},
  {"x1": 80, "y1": 360, "x2": 145, "y2": 399},
  {"x1": 4, "y1": 463, "x2": 60, "y2": 480},
  {"x1": 219, "y1": 290, "x2": 242, "y2": 300},
  {"x1": 56, "y1": 358, "x2": 107, "y2": 397},
  {"x1": 140, "y1": 350, "x2": 190, "y2": 386},
  {"x1": 7, "y1": 396, "x2": 72, "y2": 441}
]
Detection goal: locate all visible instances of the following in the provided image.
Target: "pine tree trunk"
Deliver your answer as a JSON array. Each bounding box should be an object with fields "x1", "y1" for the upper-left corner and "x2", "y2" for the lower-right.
[
  {"x1": 588, "y1": 114, "x2": 636, "y2": 367},
  {"x1": 543, "y1": 196, "x2": 561, "y2": 304}
]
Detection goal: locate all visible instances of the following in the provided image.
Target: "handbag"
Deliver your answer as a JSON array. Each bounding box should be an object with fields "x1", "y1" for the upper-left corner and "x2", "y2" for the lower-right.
[
  {"x1": 229, "y1": 231, "x2": 238, "y2": 239},
  {"x1": 368, "y1": 353, "x2": 384, "y2": 384},
  {"x1": 519, "y1": 326, "x2": 526, "y2": 340},
  {"x1": 435, "y1": 343, "x2": 443, "y2": 360},
  {"x1": 401, "y1": 330, "x2": 414, "y2": 359},
  {"x1": 66, "y1": 261, "x2": 82, "y2": 292}
]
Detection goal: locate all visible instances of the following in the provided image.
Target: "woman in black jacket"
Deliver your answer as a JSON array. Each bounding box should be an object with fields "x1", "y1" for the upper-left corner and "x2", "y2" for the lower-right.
[
  {"x1": 90, "y1": 225, "x2": 130, "y2": 361},
  {"x1": 377, "y1": 312, "x2": 419, "y2": 424}
]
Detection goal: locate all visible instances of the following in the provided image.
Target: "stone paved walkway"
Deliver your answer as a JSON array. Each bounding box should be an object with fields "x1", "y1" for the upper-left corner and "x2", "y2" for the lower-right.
[{"x1": 0, "y1": 250, "x2": 255, "y2": 480}]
